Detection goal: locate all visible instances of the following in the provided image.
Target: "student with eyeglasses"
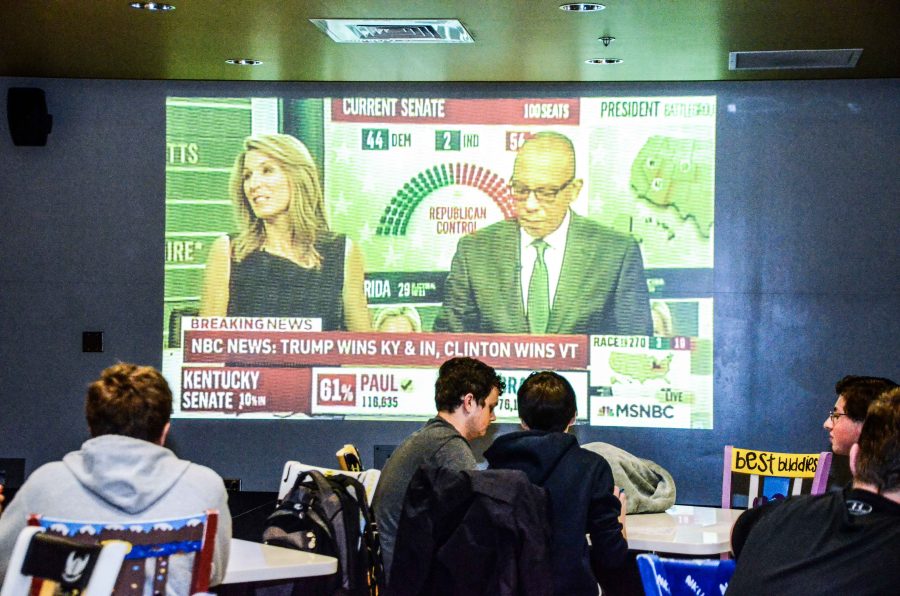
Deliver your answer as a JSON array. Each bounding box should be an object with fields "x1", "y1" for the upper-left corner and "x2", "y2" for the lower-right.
[
  {"x1": 824, "y1": 375, "x2": 897, "y2": 489},
  {"x1": 433, "y1": 131, "x2": 652, "y2": 336},
  {"x1": 728, "y1": 388, "x2": 900, "y2": 596}
]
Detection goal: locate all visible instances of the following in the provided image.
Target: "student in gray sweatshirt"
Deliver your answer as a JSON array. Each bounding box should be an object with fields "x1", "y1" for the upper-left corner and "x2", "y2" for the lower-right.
[
  {"x1": 372, "y1": 357, "x2": 504, "y2": 584},
  {"x1": 0, "y1": 363, "x2": 232, "y2": 592}
]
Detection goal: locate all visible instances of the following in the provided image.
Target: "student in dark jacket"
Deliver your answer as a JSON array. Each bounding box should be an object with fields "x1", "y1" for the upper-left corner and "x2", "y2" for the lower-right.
[
  {"x1": 485, "y1": 371, "x2": 629, "y2": 596},
  {"x1": 728, "y1": 388, "x2": 900, "y2": 595}
]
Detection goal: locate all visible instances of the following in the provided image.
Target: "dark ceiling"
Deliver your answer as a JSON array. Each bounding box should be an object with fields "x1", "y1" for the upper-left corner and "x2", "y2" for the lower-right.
[{"x1": 1, "y1": 1, "x2": 898, "y2": 83}]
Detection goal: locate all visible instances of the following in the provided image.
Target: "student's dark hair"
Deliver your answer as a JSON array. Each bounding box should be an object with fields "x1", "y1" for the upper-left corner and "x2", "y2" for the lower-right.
[
  {"x1": 854, "y1": 387, "x2": 900, "y2": 492},
  {"x1": 836, "y1": 375, "x2": 898, "y2": 422},
  {"x1": 85, "y1": 363, "x2": 173, "y2": 442},
  {"x1": 517, "y1": 371, "x2": 577, "y2": 432},
  {"x1": 434, "y1": 357, "x2": 504, "y2": 413}
]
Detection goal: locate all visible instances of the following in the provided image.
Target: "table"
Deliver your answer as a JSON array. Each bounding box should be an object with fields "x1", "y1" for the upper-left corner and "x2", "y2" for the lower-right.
[
  {"x1": 625, "y1": 505, "x2": 744, "y2": 556},
  {"x1": 222, "y1": 538, "x2": 338, "y2": 584}
]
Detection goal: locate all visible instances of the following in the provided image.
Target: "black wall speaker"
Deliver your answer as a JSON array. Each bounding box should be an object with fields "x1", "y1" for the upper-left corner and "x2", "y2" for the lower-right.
[{"x1": 7, "y1": 87, "x2": 53, "y2": 146}]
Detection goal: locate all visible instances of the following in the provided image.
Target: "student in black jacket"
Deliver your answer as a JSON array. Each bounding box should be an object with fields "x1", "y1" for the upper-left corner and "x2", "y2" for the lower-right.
[
  {"x1": 485, "y1": 371, "x2": 629, "y2": 596},
  {"x1": 728, "y1": 388, "x2": 900, "y2": 595}
]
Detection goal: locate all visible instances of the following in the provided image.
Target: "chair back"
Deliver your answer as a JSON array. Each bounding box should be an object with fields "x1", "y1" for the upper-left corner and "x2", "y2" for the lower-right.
[
  {"x1": 636, "y1": 553, "x2": 735, "y2": 596},
  {"x1": 391, "y1": 467, "x2": 553, "y2": 595},
  {"x1": 279, "y1": 460, "x2": 380, "y2": 506},
  {"x1": 29, "y1": 510, "x2": 217, "y2": 595},
  {"x1": 721, "y1": 445, "x2": 832, "y2": 509},
  {"x1": 0, "y1": 525, "x2": 130, "y2": 596}
]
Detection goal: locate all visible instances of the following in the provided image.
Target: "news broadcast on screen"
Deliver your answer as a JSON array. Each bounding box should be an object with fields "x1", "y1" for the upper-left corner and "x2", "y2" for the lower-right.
[{"x1": 163, "y1": 94, "x2": 715, "y2": 428}]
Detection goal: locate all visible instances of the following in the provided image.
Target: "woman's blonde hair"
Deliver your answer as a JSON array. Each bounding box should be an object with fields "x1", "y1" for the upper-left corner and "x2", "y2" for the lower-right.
[
  {"x1": 229, "y1": 133, "x2": 330, "y2": 266},
  {"x1": 373, "y1": 306, "x2": 423, "y2": 332}
]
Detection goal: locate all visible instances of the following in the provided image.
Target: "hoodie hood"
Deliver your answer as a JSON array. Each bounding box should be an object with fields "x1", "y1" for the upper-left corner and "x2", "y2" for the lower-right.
[
  {"x1": 62, "y1": 434, "x2": 190, "y2": 514},
  {"x1": 485, "y1": 430, "x2": 578, "y2": 485}
]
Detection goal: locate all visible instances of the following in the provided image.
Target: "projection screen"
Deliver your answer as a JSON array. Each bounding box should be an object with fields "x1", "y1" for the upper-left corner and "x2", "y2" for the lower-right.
[{"x1": 163, "y1": 95, "x2": 715, "y2": 428}]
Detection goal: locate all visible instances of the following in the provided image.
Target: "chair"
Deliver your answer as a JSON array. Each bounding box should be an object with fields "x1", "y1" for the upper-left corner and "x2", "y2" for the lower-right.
[
  {"x1": 390, "y1": 467, "x2": 553, "y2": 596},
  {"x1": 636, "y1": 553, "x2": 735, "y2": 596},
  {"x1": 721, "y1": 445, "x2": 832, "y2": 509},
  {"x1": 279, "y1": 460, "x2": 381, "y2": 506},
  {"x1": 0, "y1": 525, "x2": 130, "y2": 596},
  {"x1": 29, "y1": 510, "x2": 218, "y2": 595}
]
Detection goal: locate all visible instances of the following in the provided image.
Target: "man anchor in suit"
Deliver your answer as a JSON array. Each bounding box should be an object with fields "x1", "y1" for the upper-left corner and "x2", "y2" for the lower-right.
[{"x1": 433, "y1": 131, "x2": 652, "y2": 336}]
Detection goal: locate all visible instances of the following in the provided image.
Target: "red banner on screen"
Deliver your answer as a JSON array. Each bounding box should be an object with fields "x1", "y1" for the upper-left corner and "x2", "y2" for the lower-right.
[
  {"x1": 179, "y1": 367, "x2": 311, "y2": 414},
  {"x1": 182, "y1": 331, "x2": 589, "y2": 369},
  {"x1": 330, "y1": 98, "x2": 581, "y2": 125}
]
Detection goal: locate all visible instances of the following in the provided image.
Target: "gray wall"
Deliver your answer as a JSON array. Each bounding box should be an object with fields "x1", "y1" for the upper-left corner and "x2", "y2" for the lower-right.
[{"x1": 1, "y1": 77, "x2": 897, "y2": 505}]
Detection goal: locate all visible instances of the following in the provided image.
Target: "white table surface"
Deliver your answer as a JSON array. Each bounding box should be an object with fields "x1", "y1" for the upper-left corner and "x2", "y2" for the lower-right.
[
  {"x1": 626, "y1": 505, "x2": 744, "y2": 556},
  {"x1": 222, "y1": 538, "x2": 338, "y2": 584}
]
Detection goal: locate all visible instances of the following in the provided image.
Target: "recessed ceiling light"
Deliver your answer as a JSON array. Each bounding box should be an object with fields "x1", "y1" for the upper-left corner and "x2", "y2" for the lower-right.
[
  {"x1": 226, "y1": 59, "x2": 263, "y2": 66},
  {"x1": 129, "y1": 2, "x2": 175, "y2": 11},
  {"x1": 560, "y1": 3, "x2": 606, "y2": 11},
  {"x1": 585, "y1": 58, "x2": 623, "y2": 65}
]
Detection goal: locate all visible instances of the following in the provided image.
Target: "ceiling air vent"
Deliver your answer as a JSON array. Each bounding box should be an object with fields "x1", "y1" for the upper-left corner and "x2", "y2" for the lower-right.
[
  {"x1": 311, "y1": 19, "x2": 473, "y2": 44},
  {"x1": 729, "y1": 48, "x2": 862, "y2": 70}
]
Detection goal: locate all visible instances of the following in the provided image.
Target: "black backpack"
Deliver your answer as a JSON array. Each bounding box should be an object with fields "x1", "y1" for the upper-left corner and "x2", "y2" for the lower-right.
[{"x1": 263, "y1": 469, "x2": 384, "y2": 596}]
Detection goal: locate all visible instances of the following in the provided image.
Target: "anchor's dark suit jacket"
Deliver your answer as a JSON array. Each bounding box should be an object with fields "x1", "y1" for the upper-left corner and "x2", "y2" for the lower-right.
[{"x1": 433, "y1": 213, "x2": 652, "y2": 336}]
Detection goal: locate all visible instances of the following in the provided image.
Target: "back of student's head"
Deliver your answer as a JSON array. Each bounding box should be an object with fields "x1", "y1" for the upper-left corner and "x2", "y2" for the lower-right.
[
  {"x1": 854, "y1": 387, "x2": 900, "y2": 492},
  {"x1": 836, "y1": 375, "x2": 898, "y2": 422},
  {"x1": 517, "y1": 371, "x2": 576, "y2": 432},
  {"x1": 86, "y1": 363, "x2": 172, "y2": 442},
  {"x1": 434, "y1": 357, "x2": 504, "y2": 413}
]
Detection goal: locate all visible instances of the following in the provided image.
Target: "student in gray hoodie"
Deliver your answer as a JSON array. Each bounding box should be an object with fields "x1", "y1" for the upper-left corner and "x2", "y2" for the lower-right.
[{"x1": 0, "y1": 363, "x2": 231, "y2": 592}]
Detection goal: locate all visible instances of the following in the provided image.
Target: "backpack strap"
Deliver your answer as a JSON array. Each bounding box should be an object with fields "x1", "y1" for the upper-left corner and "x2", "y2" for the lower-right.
[
  {"x1": 330, "y1": 474, "x2": 385, "y2": 595},
  {"x1": 312, "y1": 470, "x2": 370, "y2": 592},
  {"x1": 329, "y1": 474, "x2": 385, "y2": 596},
  {"x1": 331, "y1": 475, "x2": 371, "y2": 521}
]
